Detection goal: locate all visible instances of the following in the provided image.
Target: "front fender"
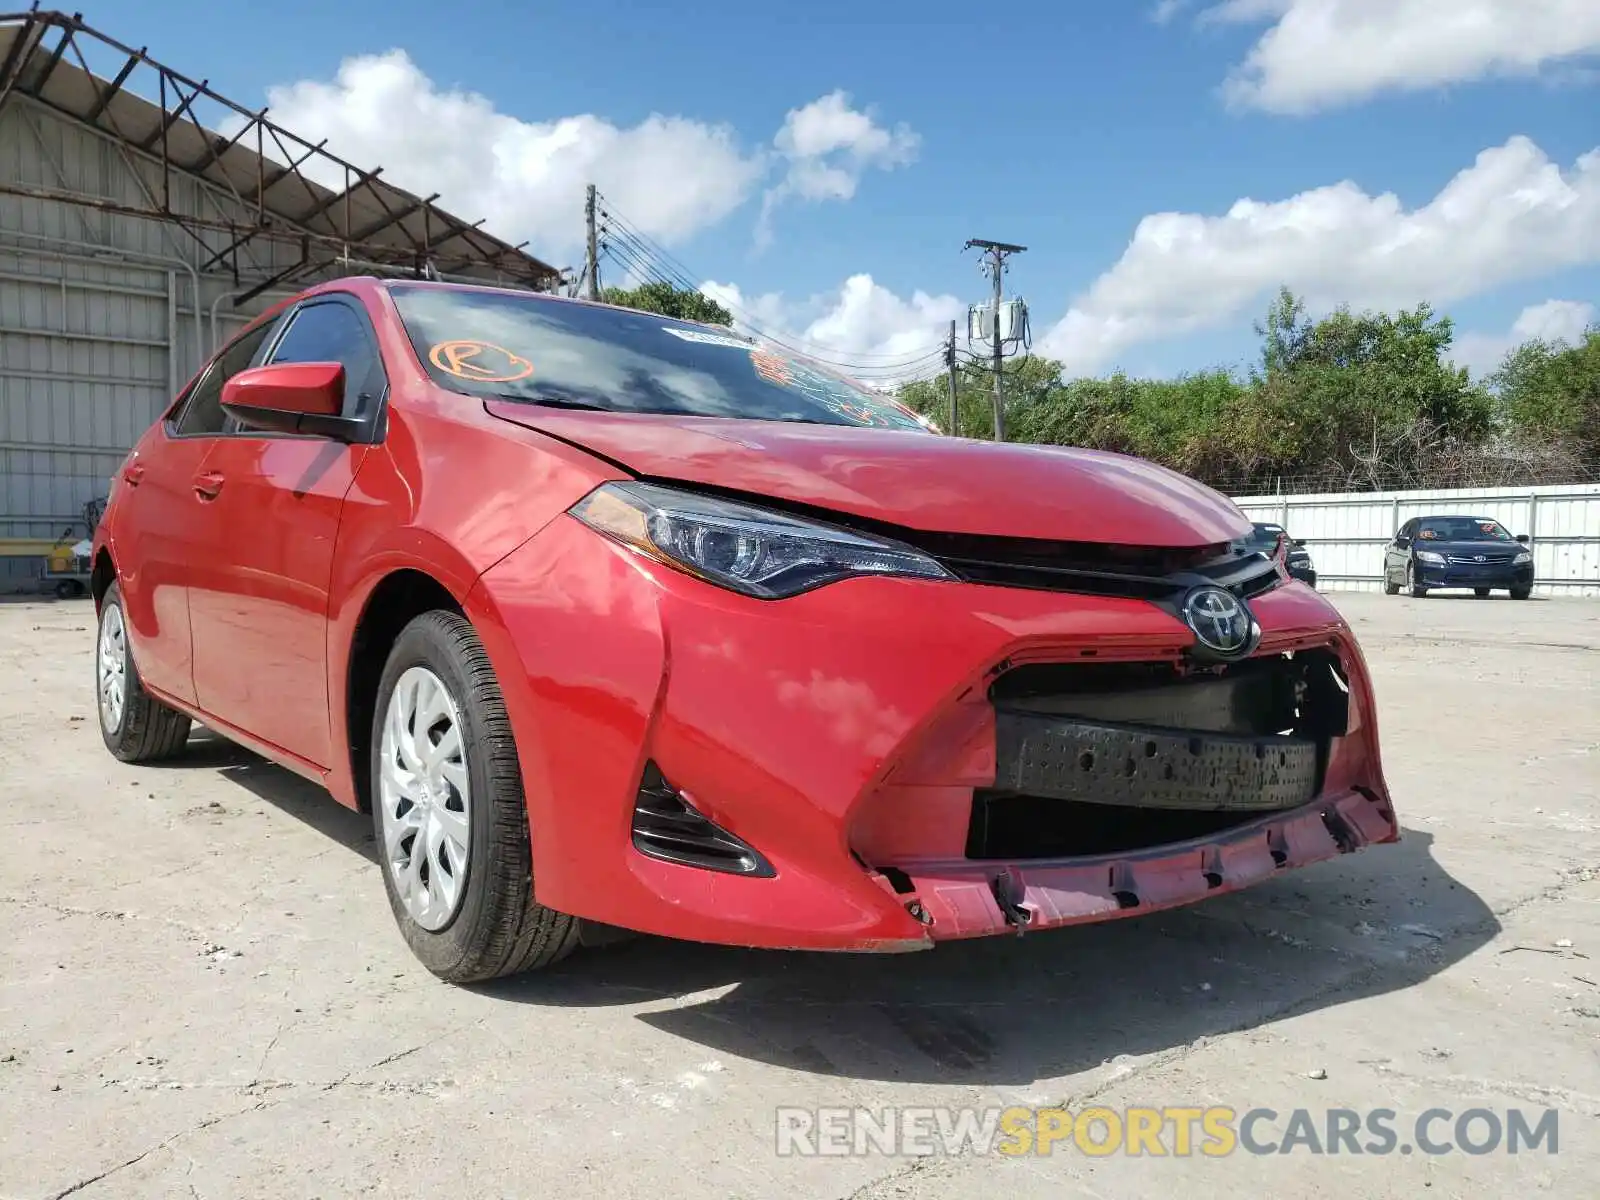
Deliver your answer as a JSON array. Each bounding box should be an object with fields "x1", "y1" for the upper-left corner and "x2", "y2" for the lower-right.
[{"x1": 321, "y1": 413, "x2": 623, "y2": 808}]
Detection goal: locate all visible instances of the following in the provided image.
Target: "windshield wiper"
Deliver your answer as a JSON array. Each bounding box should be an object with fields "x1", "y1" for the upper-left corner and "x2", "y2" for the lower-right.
[{"x1": 491, "y1": 391, "x2": 613, "y2": 412}]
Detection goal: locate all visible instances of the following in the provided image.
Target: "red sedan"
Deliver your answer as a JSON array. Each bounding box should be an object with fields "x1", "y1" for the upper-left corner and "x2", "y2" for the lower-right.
[{"x1": 90, "y1": 278, "x2": 1399, "y2": 983}]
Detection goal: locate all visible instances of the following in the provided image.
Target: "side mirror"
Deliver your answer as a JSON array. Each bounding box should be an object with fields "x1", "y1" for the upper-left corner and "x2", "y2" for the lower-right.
[
  {"x1": 1515, "y1": 534, "x2": 1530, "y2": 544},
  {"x1": 1394, "y1": 536, "x2": 1410, "y2": 549},
  {"x1": 222, "y1": 362, "x2": 359, "y2": 440},
  {"x1": 1291, "y1": 538, "x2": 1306, "y2": 548}
]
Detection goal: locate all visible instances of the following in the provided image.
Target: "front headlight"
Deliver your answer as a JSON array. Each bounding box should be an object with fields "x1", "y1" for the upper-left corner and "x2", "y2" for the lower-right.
[
  {"x1": 1415, "y1": 550, "x2": 1446, "y2": 565},
  {"x1": 1514, "y1": 549, "x2": 1532, "y2": 564},
  {"x1": 569, "y1": 481, "x2": 955, "y2": 599}
]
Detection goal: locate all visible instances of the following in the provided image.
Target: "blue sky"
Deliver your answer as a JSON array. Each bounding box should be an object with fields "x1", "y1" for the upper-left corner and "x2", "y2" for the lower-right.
[{"x1": 80, "y1": 0, "x2": 1600, "y2": 383}]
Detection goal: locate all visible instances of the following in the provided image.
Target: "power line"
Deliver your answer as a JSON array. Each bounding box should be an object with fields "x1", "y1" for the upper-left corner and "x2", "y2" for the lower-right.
[
  {"x1": 604, "y1": 221, "x2": 946, "y2": 381},
  {"x1": 584, "y1": 184, "x2": 601, "y2": 301},
  {"x1": 601, "y1": 221, "x2": 946, "y2": 387},
  {"x1": 963, "y1": 238, "x2": 1027, "y2": 440},
  {"x1": 594, "y1": 191, "x2": 949, "y2": 374},
  {"x1": 595, "y1": 211, "x2": 949, "y2": 389}
]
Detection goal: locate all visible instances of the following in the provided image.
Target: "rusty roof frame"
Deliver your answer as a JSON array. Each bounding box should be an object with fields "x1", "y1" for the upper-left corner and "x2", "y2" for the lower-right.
[{"x1": 0, "y1": 6, "x2": 565, "y2": 302}]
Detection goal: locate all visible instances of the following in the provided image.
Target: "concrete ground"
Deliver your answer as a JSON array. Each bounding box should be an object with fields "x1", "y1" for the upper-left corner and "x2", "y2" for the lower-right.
[{"x1": 1, "y1": 591, "x2": 1596, "y2": 1199}]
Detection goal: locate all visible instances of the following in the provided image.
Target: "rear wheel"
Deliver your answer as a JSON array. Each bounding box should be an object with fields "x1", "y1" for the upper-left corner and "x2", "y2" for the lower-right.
[
  {"x1": 371, "y1": 609, "x2": 578, "y2": 983},
  {"x1": 95, "y1": 582, "x2": 192, "y2": 762},
  {"x1": 1406, "y1": 561, "x2": 1427, "y2": 598},
  {"x1": 1474, "y1": 587, "x2": 1491, "y2": 598},
  {"x1": 1510, "y1": 585, "x2": 1532, "y2": 600}
]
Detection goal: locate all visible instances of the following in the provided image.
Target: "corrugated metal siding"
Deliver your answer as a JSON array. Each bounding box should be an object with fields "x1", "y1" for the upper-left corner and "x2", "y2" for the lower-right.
[
  {"x1": 0, "y1": 241, "x2": 171, "y2": 585},
  {"x1": 1233, "y1": 483, "x2": 1600, "y2": 598},
  {"x1": 0, "y1": 98, "x2": 297, "y2": 589}
]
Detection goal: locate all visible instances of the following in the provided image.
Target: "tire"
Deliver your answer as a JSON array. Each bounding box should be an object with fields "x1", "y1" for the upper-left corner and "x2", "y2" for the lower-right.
[
  {"x1": 95, "y1": 582, "x2": 192, "y2": 763},
  {"x1": 55, "y1": 578, "x2": 84, "y2": 600},
  {"x1": 1474, "y1": 587, "x2": 1491, "y2": 598},
  {"x1": 1383, "y1": 572, "x2": 1400, "y2": 596},
  {"x1": 1510, "y1": 585, "x2": 1532, "y2": 600},
  {"x1": 370, "y1": 609, "x2": 578, "y2": 983},
  {"x1": 1406, "y1": 561, "x2": 1427, "y2": 598}
]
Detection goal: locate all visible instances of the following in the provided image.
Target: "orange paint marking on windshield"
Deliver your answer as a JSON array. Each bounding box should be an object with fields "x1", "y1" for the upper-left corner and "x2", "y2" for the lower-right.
[
  {"x1": 428, "y1": 340, "x2": 535, "y2": 383},
  {"x1": 750, "y1": 349, "x2": 793, "y2": 386}
]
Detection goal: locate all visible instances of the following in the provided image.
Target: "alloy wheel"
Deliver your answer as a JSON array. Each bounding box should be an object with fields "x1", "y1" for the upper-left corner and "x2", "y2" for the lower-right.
[
  {"x1": 97, "y1": 602, "x2": 127, "y2": 733},
  {"x1": 378, "y1": 666, "x2": 473, "y2": 931}
]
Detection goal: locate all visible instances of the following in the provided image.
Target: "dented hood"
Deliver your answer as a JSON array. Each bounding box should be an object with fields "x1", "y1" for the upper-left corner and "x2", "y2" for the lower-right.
[{"x1": 487, "y1": 403, "x2": 1252, "y2": 547}]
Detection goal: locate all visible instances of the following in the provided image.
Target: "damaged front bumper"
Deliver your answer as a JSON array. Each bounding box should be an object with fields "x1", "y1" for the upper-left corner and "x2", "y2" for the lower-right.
[
  {"x1": 871, "y1": 786, "x2": 1395, "y2": 943},
  {"x1": 470, "y1": 516, "x2": 1399, "y2": 953}
]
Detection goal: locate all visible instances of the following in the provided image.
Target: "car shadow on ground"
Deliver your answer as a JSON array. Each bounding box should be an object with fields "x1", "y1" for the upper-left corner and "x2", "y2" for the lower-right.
[
  {"x1": 182, "y1": 730, "x2": 381, "y2": 865},
  {"x1": 202, "y1": 731, "x2": 1497, "y2": 1087}
]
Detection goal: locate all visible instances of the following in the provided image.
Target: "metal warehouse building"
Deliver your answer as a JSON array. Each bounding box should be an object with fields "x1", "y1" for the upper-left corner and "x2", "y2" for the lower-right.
[{"x1": 0, "y1": 9, "x2": 561, "y2": 589}]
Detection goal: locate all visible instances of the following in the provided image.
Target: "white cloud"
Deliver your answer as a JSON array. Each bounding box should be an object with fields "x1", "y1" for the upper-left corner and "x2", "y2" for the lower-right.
[
  {"x1": 1204, "y1": 0, "x2": 1600, "y2": 114},
  {"x1": 238, "y1": 54, "x2": 913, "y2": 264},
  {"x1": 1151, "y1": 0, "x2": 1195, "y2": 24},
  {"x1": 1453, "y1": 300, "x2": 1598, "y2": 378},
  {"x1": 755, "y1": 92, "x2": 920, "y2": 250},
  {"x1": 1036, "y1": 135, "x2": 1600, "y2": 375},
  {"x1": 700, "y1": 274, "x2": 960, "y2": 386}
]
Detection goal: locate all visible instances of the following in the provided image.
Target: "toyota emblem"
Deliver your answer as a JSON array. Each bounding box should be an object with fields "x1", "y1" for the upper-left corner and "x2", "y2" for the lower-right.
[{"x1": 1181, "y1": 585, "x2": 1258, "y2": 659}]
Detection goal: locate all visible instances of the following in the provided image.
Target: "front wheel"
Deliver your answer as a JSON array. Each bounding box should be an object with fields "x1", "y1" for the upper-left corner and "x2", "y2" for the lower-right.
[
  {"x1": 1510, "y1": 585, "x2": 1532, "y2": 600},
  {"x1": 370, "y1": 609, "x2": 578, "y2": 983},
  {"x1": 1406, "y1": 561, "x2": 1427, "y2": 598},
  {"x1": 1474, "y1": 587, "x2": 1491, "y2": 598},
  {"x1": 1383, "y1": 571, "x2": 1400, "y2": 596},
  {"x1": 95, "y1": 582, "x2": 192, "y2": 762}
]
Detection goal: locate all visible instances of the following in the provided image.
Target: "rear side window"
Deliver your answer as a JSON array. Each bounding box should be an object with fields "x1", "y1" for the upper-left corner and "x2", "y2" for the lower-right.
[
  {"x1": 173, "y1": 320, "x2": 277, "y2": 436},
  {"x1": 265, "y1": 300, "x2": 381, "y2": 416}
]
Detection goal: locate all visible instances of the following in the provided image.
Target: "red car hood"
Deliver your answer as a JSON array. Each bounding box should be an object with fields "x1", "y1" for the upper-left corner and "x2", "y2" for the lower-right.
[{"x1": 487, "y1": 403, "x2": 1251, "y2": 546}]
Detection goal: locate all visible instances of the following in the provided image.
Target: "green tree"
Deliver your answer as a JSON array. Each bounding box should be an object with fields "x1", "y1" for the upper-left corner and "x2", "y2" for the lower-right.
[
  {"x1": 898, "y1": 356, "x2": 1070, "y2": 439},
  {"x1": 1490, "y1": 327, "x2": 1600, "y2": 466},
  {"x1": 892, "y1": 287, "x2": 1576, "y2": 492},
  {"x1": 600, "y1": 281, "x2": 733, "y2": 326}
]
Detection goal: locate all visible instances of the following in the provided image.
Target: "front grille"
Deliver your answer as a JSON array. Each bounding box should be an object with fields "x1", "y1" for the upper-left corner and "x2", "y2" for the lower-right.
[
  {"x1": 892, "y1": 531, "x2": 1283, "y2": 602},
  {"x1": 632, "y1": 762, "x2": 774, "y2": 877},
  {"x1": 968, "y1": 651, "x2": 1350, "y2": 860},
  {"x1": 1445, "y1": 554, "x2": 1514, "y2": 565},
  {"x1": 645, "y1": 484, "x2": 1283, "y2": 604}
]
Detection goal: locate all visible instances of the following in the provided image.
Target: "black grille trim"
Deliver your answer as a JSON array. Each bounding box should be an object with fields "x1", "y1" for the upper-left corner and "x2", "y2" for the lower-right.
[
  {"x1": 632, "y1": 762, "x2": 775, "y2": 877},
  {"x1": 901, "y1": 534, "x2": 1283, "y2": 602},
  {"x1": 628, "y1": 477, "x2": 1282, "y2": 604}
]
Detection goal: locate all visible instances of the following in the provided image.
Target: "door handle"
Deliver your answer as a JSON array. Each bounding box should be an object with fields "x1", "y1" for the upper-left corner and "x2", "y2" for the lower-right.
[
  {"x1": 121, "y1": 463, "x2": 145, "y2": 487},
  {"x1": 193, "y1": 470, "x2": 225, "y2": 500}
]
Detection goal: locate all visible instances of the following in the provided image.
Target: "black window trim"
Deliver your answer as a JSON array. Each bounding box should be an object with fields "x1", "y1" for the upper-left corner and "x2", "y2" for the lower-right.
[
  {"x1": 163, "y1": 314, "x2": 283, "y2": 441},
  {"x1": 222, "y1": 291, "x2": 390, "y2": 446}
]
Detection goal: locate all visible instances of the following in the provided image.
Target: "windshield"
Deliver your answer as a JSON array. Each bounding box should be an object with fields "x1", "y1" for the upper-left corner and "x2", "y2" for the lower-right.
[
  {"x1": 387, "y1": 284, "x2": 931, "y2": 432},
  {"x1": 1247, "y1": 522, "x2": 1286, "y2": 548},
  {"x1": 1416, "y1": 517, "x2": 1514, "y2": 542}
]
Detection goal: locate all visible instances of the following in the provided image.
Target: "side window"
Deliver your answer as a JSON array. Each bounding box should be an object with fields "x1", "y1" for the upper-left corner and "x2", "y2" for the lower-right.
[
  {"x1": 173, "y1": 320, "x2": 277, "y2": 436},
  {"x1": 265, "y1": 301, "x2": 380, "y2": 417}
]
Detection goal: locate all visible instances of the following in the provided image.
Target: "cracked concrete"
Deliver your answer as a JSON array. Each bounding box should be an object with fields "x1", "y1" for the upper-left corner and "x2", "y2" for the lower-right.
[{"x1": 2, "y1": 592, "x2": 1597, "y2": 1198}]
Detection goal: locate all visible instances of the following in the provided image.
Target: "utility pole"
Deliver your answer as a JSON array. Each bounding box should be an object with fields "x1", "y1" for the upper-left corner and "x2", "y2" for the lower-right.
[
  {"x1": 584, "y1": 183, "x2": 601, "y2": 301},
  {"x1": 964, "y1": 238, "x2": 1025, "y2": 441},
  {"x1": 945, "y1": 319, "x2": 959, "y2": 436}
]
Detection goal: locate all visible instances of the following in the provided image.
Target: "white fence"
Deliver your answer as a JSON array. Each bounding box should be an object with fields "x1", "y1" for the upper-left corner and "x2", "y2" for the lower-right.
[{"x1": 1231, "y1": 482, "x2": 1600, "y2": 597}]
